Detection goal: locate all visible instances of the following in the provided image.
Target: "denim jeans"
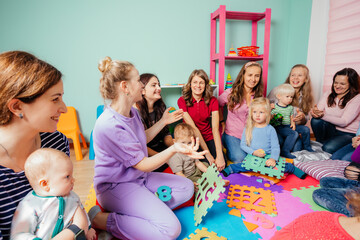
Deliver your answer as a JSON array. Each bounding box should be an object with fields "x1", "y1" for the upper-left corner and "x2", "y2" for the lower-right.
[
  {"x1": 226, "y1": 161, "x2": 295, "y2": 174},
  {"x1": 312, "y1": 177, "x2": 360, "y2": 216},
  {"x1": 295, "y1": 124, "x2": 312, "y2": 151},
  {"x1": 275, "y1": 125, "x2": 298, "y2": 156},
  {"x1": 311, "y1": 118, "x2": 355, "y2": 154},
  {"x1": 331, "y1": 143, "x2": 355, "y2": 161},
  {"x1": 222, "y1": 132, "x2": 247, "y2": 163},
  {"x1": 278, "y1": 134, "x2": 302, "y2": 152}
]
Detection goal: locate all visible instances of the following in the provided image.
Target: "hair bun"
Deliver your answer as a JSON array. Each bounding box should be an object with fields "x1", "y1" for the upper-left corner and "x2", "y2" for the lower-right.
[{"x1": 98, "y1": 56, "x2": 112, "y2": 73}]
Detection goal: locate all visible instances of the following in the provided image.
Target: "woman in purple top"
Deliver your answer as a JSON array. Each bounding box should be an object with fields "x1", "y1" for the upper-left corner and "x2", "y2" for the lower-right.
[
  {"x1": 218, "y1": 62, "x2": 264, "y2": 163},
  {"x1": 91, "y1": 57, "x2": 206, "y2": 240}
]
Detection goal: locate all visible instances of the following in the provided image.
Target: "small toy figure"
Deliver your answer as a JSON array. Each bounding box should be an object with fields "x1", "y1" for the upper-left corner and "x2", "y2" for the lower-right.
[
  {"x1": 169, "y1": 107, "x2": 176, "y2": 113},
  {"x1": 225, "y1": 73, "x2": 233, "y2": 89},
  {"x1": 227, "y1": 45, "x2": 237, "y2": 57},
  {"x1": 270, "y1": 113, "x2": 283, "y2": 127}
]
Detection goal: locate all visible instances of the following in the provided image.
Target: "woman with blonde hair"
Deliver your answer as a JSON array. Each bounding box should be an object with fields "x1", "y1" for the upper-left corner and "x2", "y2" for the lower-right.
[
  {"x1": 90, "y1": 57, "x2": 206, "y2": 239},
  {"x1": 268, "y1": 64, "x2": 314, "y2": 152}
]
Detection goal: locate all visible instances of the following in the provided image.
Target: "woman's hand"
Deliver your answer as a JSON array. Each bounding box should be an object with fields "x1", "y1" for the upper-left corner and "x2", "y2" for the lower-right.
[
  {"x1": 215, "y1": 155, "x2": 226, "y2": 171},
  {"x1": 162, "y1": 108, "x2": 183, "y2": 125},
  {"x1": 173, "y1": 137, "x2": 208, "y2": 159},
  {"x1": 265, "y1": 158, "x2": 276, "y2": 167},
  {"x1": 220, "y1": 121, "x2": 226, "y2": 135},
  {"x1": 352, "y1": 136, "x2": 360, "y2": 148},
  {"x1": 293, "y1": 109, "x2": 305, "y2": 124},
  {"x1": 310, "y1": 105, "x2": 324, "y2": 118}
]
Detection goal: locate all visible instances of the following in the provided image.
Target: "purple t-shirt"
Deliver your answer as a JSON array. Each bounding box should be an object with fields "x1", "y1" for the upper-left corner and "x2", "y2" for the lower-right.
[{"x1": 93, "y1": 106, "x2": 148, "y2": 194}]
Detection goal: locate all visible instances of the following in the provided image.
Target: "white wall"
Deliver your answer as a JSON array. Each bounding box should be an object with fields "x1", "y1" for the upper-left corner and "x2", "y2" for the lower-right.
[{"x1": 306, "y1": 0, "x2": 330, "y2": 103}]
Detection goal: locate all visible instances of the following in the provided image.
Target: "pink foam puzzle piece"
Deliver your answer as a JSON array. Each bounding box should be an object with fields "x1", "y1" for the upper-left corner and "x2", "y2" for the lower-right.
[{"x1": 241, "y1": 189, "x2": 314, "y2": 239}]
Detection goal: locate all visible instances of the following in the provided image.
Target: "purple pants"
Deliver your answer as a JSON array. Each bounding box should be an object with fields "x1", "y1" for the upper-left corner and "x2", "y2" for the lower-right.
[{"x1": 96, "y1": 172, "x2": 194, "y2": 240}]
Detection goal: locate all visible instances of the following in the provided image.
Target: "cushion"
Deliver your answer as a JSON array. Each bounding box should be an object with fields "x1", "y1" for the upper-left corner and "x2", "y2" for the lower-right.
[{"x1": 295, "y1": 160, "x2": 350, "y2": 180}]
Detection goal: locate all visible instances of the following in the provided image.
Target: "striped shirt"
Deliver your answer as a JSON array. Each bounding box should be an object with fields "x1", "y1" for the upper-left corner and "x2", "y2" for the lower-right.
[
  {"x1": 0, "y1": 131, "x2": 69, "y2": 240},
  {"x1": 271, "y1": 104, "x2": 294, "y2": 125}
]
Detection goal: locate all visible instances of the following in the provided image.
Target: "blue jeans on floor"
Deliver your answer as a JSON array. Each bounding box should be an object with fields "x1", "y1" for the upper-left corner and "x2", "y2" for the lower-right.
[
  {"x1": 225, "y1": 161, "x2": 295, "y2": 175},
  {"x1": 275, "y1": 125, "x2": 298, "y2": 156},
  {"x1": 222, "y1": 133, "x2": 247, "y2": 163},
  {"x1": 312, "y1": 177, "x2": 360, "y2": 217},
  {"x1": 295, "y1": 124, "x2": 312, "y2": 151},
  {"x1": 331, "y1": 143, "x2": 355, "y2": 161},
  {"x1": 311, "y1": 118, "x2": 355, "y2": 154}
]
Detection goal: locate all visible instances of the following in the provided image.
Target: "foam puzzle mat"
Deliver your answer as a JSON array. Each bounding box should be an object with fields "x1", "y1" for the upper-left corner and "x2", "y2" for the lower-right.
[{"x1": 175, "y1": 172, "x2": 323, "y2": 240}]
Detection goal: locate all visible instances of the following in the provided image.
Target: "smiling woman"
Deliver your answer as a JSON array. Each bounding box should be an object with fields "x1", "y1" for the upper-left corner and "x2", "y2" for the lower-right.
[
  {"x1": 310, "y1": 68, "x2": 360, "y2": 154},
  {"x1": 0, "y1": 51, "x2": 75, "y2": 240},
  {"x1": 178, "y1": 69, "x2": 226, "y2": 171}
]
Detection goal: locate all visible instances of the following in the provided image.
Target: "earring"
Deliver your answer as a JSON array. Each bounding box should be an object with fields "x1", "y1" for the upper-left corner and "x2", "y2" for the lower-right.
[{"x1": 19, "y1": 113, "x2": 23, "y2": 119}]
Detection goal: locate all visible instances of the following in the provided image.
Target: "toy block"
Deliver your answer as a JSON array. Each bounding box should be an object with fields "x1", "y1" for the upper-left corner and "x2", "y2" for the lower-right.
[
  {"x1": 194, "y1": 164, "x2": 226, "y2": 226},
  {"x1": 228, "y1": 208, "x2": 242, "y2": 218},
  {"x1": 226, "y1": 185, "x2": 277, "y2": 215},
  {"x1": 241, "y1": 154, "x2": 286, "y2": 179},
  {"x1": 183, "y1": 227, "x2": 227, "y2": 240},
  {"x1": 243, "y1": 221, "x2": 259, "y2": 232}
]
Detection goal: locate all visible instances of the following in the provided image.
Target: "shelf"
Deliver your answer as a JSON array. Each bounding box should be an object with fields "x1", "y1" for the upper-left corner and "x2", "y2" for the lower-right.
[
  {"x1": 210, "y1": 5, "x2": 271, "y2": 96},
  {"x1": 161, "y1": 85, "x2": 218, "y2": 89},
  {"x1": 211, "y1": 55, "x2": 264, "y2": 61}
]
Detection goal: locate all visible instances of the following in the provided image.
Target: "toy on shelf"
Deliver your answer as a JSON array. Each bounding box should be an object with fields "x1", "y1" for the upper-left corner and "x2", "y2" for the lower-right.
[
  {"x1": 241, "y1": 154, "x2": 286, "y2": 179},
  {"x1": 209, "y1": 79, "x2": 215, "y2": 85},
  {"x1": 227, "y1": 45, "x2": 237, "y2": 57},
  {"x1": 184, "y1": 227, "x2": 227, "y2": 240},
  {"x1": 226, "y1": 185, "x2": 277, "y2": 215},
  {"x1": 225, "y1": 74, "x2": 233, "y2": 90},
  {"x1": 237, "y1": 46, "x2": 260, "y2": 57},
  {"x1": 194, "y1": 164, "x2": 226, "y2": 226}
]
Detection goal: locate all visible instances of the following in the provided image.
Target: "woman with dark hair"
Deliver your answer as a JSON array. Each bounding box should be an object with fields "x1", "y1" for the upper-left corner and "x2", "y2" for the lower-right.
[
  {"x1": 311, "y1": 68, "x2": 360, "y2": 154},
  {"x1": 178, "y1": 69, "x2": 226, "y2": 171},
  {"x1": 136, "y1": 73, "x2": 183, "y2": 172},
  {"x1": 0, "y1": 51, "x2": 81, "y2": 240}
]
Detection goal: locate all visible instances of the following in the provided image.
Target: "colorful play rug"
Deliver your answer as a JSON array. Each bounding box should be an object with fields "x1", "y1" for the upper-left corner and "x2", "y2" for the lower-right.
[
  {"x1": 84, "y1": 173, "x2": 326, "y2": 240},
  {"x1": 175, "y1": 173, "x2": 326, "y2": 240}
]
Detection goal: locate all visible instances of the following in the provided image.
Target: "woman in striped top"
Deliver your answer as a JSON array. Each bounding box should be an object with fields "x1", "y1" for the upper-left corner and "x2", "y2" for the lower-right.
[{"x1": 0, "y1": 51, "x2": 72, "y2": 240}]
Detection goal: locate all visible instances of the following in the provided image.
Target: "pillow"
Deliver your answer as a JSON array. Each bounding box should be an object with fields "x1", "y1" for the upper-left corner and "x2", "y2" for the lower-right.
[{"x1": 295, "y1": 160, "x2": 350, "y2": 180}]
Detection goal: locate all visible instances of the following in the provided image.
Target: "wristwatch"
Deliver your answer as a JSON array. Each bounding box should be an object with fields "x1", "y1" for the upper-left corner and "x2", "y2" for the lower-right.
[{"x1": 67, "y1": 224, "x2": 86, "y2": 240}]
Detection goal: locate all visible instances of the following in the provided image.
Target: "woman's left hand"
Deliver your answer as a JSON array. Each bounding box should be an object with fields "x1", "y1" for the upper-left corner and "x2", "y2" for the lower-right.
[
  {"x1": 173, "y1": 137, "x2": 208, "y2": 159},
  {"x1": 162, "y1": 108, "x2": 184, "y2": 125},
  {"x1": 215, "y1": 156, "x2": 226, "y2": 171},
  {"x1": 293, "y1": 109, "x2": 305, "y2": 124}
]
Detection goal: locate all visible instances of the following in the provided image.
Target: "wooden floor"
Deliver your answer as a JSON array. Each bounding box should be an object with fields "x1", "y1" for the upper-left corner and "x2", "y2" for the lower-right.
[{"x1": 70, "y1": 147, "x2": 95, "y2": 205}]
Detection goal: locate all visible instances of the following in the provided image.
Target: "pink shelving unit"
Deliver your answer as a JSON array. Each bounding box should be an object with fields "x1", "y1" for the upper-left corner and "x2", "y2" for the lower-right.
[{"x1": 210, "y1": 5, "x2": 271, "y2": 96}]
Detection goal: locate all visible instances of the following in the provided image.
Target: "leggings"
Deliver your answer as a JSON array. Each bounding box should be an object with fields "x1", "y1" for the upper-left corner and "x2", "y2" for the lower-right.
[{"x1": 97, "y1": 172, "x2": 194, "y2": 240}]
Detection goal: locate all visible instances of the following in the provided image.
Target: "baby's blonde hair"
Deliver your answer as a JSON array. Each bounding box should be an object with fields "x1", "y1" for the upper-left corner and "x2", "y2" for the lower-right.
[
  {"x1": 24, "y1": 148, "x2": 70, "y2": 191},
  {"x1": 245, "y1": 97, "x2": 271, "y2": 146},
  {"x1": 174, "y1": 123, "x2": 195, "y2": 141},
  {"x1": 275, "y1": 83, "x2": 295, "y2": 97}
]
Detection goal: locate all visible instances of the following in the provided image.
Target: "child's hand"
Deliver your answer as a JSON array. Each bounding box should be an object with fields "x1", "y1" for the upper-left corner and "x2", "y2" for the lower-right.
[
  {"x1": 352, "y1": 136, "x2": 360, "y2": 148},
  {"x1": 194, "y1": 182, "x2": 199, "y2": 192},
  {"x1": 270, "y1": 103, "x2": 275, "y2": 109},
  {"x1": 86, "y1": 228, "x2": 96, "y2": 240},
  {"x1": 290, "y1": 122, "x2": 296, "y2": 130},
  {"x1": 253, "y1": 149, "x2": 266, "y2": 158},
  {"x1": 173, "y1": 137, "x2": 208, "y2": 159},
  {"x1": 265, "y1": 158, "x2": 276, "y2": 167}
]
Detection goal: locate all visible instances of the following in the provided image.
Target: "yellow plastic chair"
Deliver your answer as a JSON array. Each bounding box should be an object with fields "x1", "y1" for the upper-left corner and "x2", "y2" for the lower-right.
[{"x1": 57, "y1": 106, "x2": 88, "y2": 160}]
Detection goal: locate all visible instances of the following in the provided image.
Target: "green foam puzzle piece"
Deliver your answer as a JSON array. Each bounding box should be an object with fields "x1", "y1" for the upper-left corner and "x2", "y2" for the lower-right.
[
  {"x1": 291, "y1": 185, "x2": 327, "y2": 211},
  {"x1": 194, "y1": 164, "x2": 226, "y2": 226},
  {"x1": 241, "y1": 154, "x2": 286, "y2": 179}
]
